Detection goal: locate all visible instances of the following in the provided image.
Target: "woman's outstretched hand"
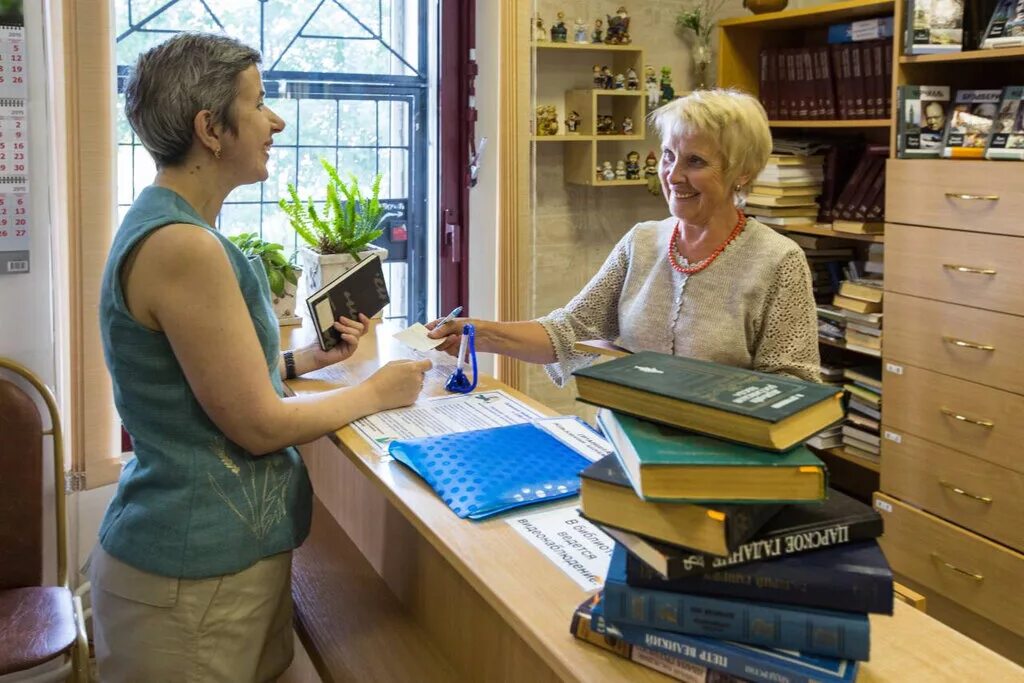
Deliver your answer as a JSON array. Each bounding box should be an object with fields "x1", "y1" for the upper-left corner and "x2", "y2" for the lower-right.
[{"x1": 425, "y1": 317, "x2": 467, "y2": 357}]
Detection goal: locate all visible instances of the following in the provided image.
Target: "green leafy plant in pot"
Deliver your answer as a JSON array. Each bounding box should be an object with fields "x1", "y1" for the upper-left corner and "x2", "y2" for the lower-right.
[
  {"x1": 228, "y1": 232, "x2": 302, "y2": 325},
  {"x1": 279, "y1": 157, "x2": 392, "y2": 294}
]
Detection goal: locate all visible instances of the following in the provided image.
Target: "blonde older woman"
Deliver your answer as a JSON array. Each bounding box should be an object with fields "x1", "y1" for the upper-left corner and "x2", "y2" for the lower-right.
[{"x1": 429, "y1": 89, "x2": 819, "y2": 383}]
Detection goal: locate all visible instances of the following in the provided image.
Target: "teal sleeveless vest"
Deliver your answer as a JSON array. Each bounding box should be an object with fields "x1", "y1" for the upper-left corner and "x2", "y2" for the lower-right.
[{"x1": 98, "y1": 186, "x2": 312, "y2": 579}]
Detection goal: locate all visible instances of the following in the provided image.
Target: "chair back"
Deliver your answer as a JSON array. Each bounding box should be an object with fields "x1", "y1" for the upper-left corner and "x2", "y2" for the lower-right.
[{"x1": 0, "y1": 358, "x2": 67, "y2": 588}]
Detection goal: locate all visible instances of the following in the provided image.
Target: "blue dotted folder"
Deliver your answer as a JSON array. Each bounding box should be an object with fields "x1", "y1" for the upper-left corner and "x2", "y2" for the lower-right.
[{"x1": 388, "y1": 418, "x2": 607, "y2": 520}]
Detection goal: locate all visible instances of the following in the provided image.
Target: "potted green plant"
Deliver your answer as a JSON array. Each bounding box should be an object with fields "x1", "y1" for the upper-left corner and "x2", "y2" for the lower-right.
[
  {"x1": 279, "y1": 157, "x2": 392, "y2": 294},
  {"x1": 228, "y1": 232, "x2": 302, "y2": 325}
]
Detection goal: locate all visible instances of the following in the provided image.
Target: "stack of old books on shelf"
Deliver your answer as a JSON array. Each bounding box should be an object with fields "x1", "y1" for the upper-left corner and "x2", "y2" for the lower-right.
[
  {"x1": 745, "y1": 150, "x2": 824, "y2": 230},
  {"x1": 841, "y1": 366, "x2": 883, "y2": 466},
  {"x1": 565, "y1": 352, "x2": 892, "y2": 683},
  {"x1": 829, "y1": 145, "x2": 888, "y2": 235}
]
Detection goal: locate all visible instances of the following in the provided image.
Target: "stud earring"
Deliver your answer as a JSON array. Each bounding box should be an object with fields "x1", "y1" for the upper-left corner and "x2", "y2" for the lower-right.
[{"x1": 214, "y1": 148, "x2": 222, "y2": 160}]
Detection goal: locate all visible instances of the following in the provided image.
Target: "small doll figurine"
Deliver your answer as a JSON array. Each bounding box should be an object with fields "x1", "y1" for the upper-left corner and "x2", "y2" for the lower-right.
[
  {"x1": 601, "y1": 66, "x2": 614, "y2": 90},
  {"x1": 573, "y1": 17, "x2": 588, "y2": 43},
  {"x1": 615, "y1": 160, "x2": 627, "y2": 180},
  {"x1": 550, "y1": 11, "x2": 568, "y2": 43},
  {"x1": 626, "y1": 67, "x2": 639, "y2": 91},
  {"x1": 601, "y1": 161, "x2": 616, "y2": 181},
  {"x1": 644, "y1": 151, "x2": 659, "y2": 195},
  {"x1": 625, "y1": 150, "x2": 641, "y2": 179},
  {"x1": 596, "y1": 115, "x2": 609, "y2": 135},
  {"x1": 536, "y1": 105, "x2": 559, "y2": 135},
  {"x1": 605, "y1": 6, "x2": 631, "y2": 44},
  {"x1": 660, "y1": 66, "x2": 675, "y2": 104},
  {"x1": 565, "y1": 110, "x2": 581, "y2": 134},
  {"x1": 591, "y1": 18, "x2": 604, "y2": 43},
  {"x1": 646, "y1": 74, "x2": 661, "y2": 109},
  {"x1": 602, "y1": 114, "x2": 616, "y2": 134},
  {"x1": 592, "y1": 65, "x2": 603, "y2": 88},
  {"x1": 621, "y1": 116, "x2": 634, "y2": 135},
  {"x1": 533, "y1": 15, "x2": 548, "y2": 42},
  {"x1": 613, "y1": 73, "x2": 626, "y2": 90},
  {"x1": 645, "y1": 65, "x2": 657, "y2": 84}
]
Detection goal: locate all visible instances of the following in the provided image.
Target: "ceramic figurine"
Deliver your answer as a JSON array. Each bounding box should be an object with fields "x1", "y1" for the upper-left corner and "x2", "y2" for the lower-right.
[
  {"x1": 621, "y1": 116, "x2": 634, "y2": 135},
  {"x1": 613, "y1": 73, "x2": 626, "y2": 90},
  {"x1": 601, "y1": 66, "x2": 614, "y2": 90},
  {"x1": 591, "y1": 18, "x2": 604, "y2": 43},
  {"x1": 626, "y1": 67, "x2": 639, "y2": 90},
  {"x1": 573, "y1": 17, "x2": 588, "y2": 43},
  {"x1": 603, "y1": 114, "x2": 616, "y2": 134},
  {"x1": 592, "y1": 65, "x2": 603, "y2": 88},
  {"x1": 535, "y1": 105, "x2": 559, "y2": 136},
  {"x1": 645, "y1": 65, "x2": 657, "y2": 84},
  {"x1": 601, "y1": 161, "x2": 616, "y2": 181},
  {"x1": 615, "y1": 160, "x2": 627, "y2": 180},
  {"x1": 644, "y1": 151, "x2": 659, "y2": 195},
  {"x1": 550, "y1": 11, "x2": 568, "y2": 43},
  {"x1": 625, "y1": 151, "x2": 641, "y2": 179},
  {"x1": 565, "y1": 110, "x2": 582, "y2": 133},
  {"x1": 646, "y1": 74, "x2": 661, "y2": 109},
  {"x1": 595, "y1": 115, "x2": 609, "y2": 135},
  {"x1": 533, "y1": 15, "x2": 548, "y2": 42},
  {"x1": 605, "y1": 6, "x2": 631, "y2": 44},
  {"x1": 660, "y1": 66, "x2": 675, "y2": 104}
]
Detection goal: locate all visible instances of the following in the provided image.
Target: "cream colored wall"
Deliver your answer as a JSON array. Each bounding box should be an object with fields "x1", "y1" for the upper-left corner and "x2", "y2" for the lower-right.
[{"x1": 519, "y1": 0, "x2": 823, "y2": 417}]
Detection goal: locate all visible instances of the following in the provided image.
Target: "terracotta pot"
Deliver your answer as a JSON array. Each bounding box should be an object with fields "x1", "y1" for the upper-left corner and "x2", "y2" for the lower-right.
[{"x1": 743, "y1": 0, "x2": 788, "y2": 14}]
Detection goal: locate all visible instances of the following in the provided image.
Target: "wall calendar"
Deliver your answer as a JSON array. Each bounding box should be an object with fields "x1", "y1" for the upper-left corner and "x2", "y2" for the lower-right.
[{"x1": 0, "y1": 22, "x2": 28, "y2": 275}]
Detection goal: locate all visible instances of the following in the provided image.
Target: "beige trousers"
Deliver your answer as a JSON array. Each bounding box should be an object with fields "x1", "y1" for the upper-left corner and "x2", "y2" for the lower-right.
[{"x1": 87, "y1": 546, "x2": 293, "y2": 683}]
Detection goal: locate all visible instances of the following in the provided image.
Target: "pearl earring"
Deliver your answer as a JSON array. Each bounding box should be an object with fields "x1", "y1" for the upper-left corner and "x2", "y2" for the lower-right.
[{"x1": 214, "y1": 148, "x2": 222, "y2": 160}]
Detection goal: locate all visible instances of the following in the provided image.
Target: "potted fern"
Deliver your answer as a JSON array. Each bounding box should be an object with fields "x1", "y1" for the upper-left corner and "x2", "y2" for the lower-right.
[
  {"x1": 228, "y1": 232, "x2": 302, "y2": 325},
  {"x1": 279, "y1": 158, "x2": 392, "y2": 295}
]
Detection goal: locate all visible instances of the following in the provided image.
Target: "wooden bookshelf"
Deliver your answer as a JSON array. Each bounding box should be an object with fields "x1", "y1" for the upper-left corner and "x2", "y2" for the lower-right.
[
  {"x1": 770, "y1": 119, "x2": 893, "y2": 128},
  {"x1": 771, "y1": 223, "x2": 885, "y2": 243},
  {"x1": 532, "y1": 42, "x2": 640, "y2": 52},
  {"x1": 718, "y1": 0, "x2": 894, "y2": 30},
  {"x1": 818, "y1": 336, "x2": 882, "y2": 358},
  {"x1": 818, "y1": 445, "x2": 881, "y2": 473},
  {"x1": 530, "y1": 135, "x2": 596, "y2": 142},
  {"x1": 900, "y1": 46, "x2": 1024, "y2": 64}
]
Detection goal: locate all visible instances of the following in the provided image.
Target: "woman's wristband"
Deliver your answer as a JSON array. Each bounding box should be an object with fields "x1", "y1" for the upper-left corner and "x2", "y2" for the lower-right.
[{"x1": 283, "y1": 350, "x2": 297, "y2": 379}]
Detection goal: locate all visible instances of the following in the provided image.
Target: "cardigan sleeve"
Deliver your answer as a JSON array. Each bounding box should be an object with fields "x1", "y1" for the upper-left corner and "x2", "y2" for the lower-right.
[
  {"x1": 752, "y1": 247, "x2": 821, "y2": 383},
  {"x1": 535, "y1": 227, "x2": 634, "y2": 387}
]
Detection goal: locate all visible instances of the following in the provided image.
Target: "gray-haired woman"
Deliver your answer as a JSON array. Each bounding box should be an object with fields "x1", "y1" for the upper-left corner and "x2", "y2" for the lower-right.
[
  {"x1": 429, "y1": 89, "x2": 820, "y2": 383},
  {"x1": 89, "y1": 32, "x2": 430, "y2": 682}
]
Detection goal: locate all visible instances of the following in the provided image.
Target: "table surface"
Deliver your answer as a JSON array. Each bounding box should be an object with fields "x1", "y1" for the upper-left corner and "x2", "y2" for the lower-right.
[{"x1": 282, "y1": 320, "x2": 1024, "y2": 682}]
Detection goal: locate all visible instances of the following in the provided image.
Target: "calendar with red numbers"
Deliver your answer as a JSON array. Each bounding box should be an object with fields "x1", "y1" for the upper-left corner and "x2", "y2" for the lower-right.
[{"x1": 0, "y1": 23, "x2": 28, "y2": 275}]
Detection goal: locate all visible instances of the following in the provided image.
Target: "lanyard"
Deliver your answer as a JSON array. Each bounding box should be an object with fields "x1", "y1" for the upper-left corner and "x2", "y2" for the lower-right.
[{"x1": 445, "y1": 323, "x2": 478, "y2": 393}]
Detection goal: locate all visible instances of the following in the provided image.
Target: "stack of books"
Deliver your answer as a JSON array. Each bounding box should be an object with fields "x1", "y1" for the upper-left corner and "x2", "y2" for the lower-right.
[
  {"x1": 566, "y1": 352, "x2": 891, "y2": 683},
  {"x1": 746, "y1": 154, "x2": 824, "y2": 229},
  {"x1": 833, "y1": 277, "x2": 883, "y2": 356},
  {"x1": 842, "y1": 367, "x2": 883, "y2": 465},
  {"x1": 777, "y1": 232, "x2": 853, "y2": 303},
  {"x1": 829, "y1": 146, "x2": 889, "y2": 234}
]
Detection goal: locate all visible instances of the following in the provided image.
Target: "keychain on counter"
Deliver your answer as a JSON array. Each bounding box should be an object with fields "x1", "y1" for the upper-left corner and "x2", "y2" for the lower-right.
[{"x1": 445, "y1": 323, "x2": 478, "y2": 393}]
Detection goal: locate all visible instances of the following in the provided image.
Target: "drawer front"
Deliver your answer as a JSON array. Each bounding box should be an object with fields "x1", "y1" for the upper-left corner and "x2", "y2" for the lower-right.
[
  {"x1": 886, "y1": 225, "x2": 1024, "y2": 317},
  {"x1": 881, "y1": 363, "x2": 1024, "y2": 472},
  {"x1": 880, "y1": 431, "x2": 1024, "y2": 551},
  {"x1": 886, "y1": 159, "x2": 1024, "y2": 237},
  {"x1": 873, "y1": 492, "x2": 1024, "y2": 635},
  {"x1": 885, "y1": 293, "x2": 1024, "y2": 395}
]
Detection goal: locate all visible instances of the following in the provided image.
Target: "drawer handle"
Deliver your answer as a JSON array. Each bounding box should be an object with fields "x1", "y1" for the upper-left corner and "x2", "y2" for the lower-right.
[
  {"x1": 939, "y1": 408, "x2": 994, "y2": 428},
  {"x1": 942, "y1": 264, "x2": 997, "y2": 276},
  {"x1": 931, "y1": 553, "x2": 984, "y2": 582},
  {"x1": 944, "y1": 193, "x2": 999, "y2": 201},
  {"x1": 939, "y1": 480, "x2": 993, "y2": 504},
  {"x1": 943, "y1": 336, "x2": 995, "y2": 352}
]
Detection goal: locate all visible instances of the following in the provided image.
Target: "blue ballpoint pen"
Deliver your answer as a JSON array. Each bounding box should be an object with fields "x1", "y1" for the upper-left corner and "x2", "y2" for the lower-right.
[{"x1": 436, "y1": 305, "x2": 463, "y2": 328}]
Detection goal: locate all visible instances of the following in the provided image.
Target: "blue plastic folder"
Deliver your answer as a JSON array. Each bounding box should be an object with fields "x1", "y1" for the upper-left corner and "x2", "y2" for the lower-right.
[{"x1": 388, "y1": 417, "x2": 610, "y2": 520}]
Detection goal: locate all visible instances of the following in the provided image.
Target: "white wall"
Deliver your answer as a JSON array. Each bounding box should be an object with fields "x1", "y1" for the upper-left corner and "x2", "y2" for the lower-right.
[{"x1": 466, "y1": 0, "x2": 499, "y2": 378}]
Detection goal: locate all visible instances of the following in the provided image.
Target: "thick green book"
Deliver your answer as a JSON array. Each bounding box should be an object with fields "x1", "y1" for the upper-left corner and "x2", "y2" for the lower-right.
[
  {"x1": 573, "y1": 351, "x2": 843, "y2": 451},
  {"x1": 597, "y1": 409, "x2": 827, "y2": 502}
]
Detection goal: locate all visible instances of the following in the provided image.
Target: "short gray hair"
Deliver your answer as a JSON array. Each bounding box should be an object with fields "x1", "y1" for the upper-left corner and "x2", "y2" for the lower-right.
[
  {"x1": 649, "y1": 89, "x2": 772, "y2": 198},
  {"x1": 124, "y1": 32, "x2": 261, "y2": 168}
]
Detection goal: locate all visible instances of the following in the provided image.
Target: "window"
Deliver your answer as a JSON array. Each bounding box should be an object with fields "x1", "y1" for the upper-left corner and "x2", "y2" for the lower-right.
[{"x1": 114, "y1": 0, "x2": 431, "y2": 323}]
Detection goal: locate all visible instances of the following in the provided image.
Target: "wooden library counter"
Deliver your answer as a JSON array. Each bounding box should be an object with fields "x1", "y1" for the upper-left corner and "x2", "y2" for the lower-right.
[{"x1": 281, "y1": 320, "x2": 1023, "y2": 682}]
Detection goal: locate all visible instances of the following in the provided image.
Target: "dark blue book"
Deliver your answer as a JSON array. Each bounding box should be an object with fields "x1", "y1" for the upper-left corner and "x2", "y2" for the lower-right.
[
  {"x1": 603, "y1": 545, "x2": 870, "y2": 660},
  {"x1": 625, "y1": 540, "x2": 894, "y2": 615},
  {"x1": 589, "y1": 603, "x2": 860, "y2": 683}
]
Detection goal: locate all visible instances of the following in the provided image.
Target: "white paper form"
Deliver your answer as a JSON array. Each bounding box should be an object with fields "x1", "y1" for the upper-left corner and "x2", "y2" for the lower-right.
[{"x1": 352, "y1": 389, "x2": 546, "y2": 457}]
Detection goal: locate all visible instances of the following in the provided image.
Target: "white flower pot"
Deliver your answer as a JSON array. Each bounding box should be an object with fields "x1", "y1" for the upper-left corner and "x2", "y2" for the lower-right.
[
  {"x1": 272, "y1": 276, "x2": 302, "y2": 327},
  {"x1": 299, "y1": 245, "x2": 390, "y2": 318}
]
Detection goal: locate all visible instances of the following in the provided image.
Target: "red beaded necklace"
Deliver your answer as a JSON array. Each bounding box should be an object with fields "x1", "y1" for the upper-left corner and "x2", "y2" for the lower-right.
[{"x1": 668, "y1": 210, "x2": 746, "y2": 276}]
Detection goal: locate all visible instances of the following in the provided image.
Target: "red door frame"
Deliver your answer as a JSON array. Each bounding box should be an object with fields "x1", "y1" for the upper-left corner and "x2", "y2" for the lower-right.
[{"x1": 438, "y1": 0, "x2": 476, "y2": 316}]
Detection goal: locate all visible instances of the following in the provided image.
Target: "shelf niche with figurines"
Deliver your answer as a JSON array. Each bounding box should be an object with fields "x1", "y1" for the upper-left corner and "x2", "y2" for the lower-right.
[{"x1": 531, "y1": 29, "x2": 653, "y2": 187}]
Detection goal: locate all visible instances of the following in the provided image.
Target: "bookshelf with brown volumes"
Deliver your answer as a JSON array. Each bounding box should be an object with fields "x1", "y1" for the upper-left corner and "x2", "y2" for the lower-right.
[
  {"x1": 720, "y1": 0, "x2": 1024, "y2": 664},
  {"x1": 718, "y1": 0, "x2": 893, "y2": 498}
]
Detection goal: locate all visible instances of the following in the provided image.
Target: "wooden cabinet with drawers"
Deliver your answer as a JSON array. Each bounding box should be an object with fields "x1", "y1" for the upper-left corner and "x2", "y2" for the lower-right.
[{"x1": 883, "y1": 158, "x2": 1024, "y2": 662}]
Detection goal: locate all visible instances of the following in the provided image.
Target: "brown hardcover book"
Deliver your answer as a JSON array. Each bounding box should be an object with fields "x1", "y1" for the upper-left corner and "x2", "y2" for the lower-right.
[
  {"x1": 839, "y1": 279, "x2": 884, "y2": 303},
  {"x1": 882, "y1": 38, "x2": 893, "y2": 114},
  {"x1": 833, "y1": 220, "x2": 884, "y2": 234},
  {"x1": 794, "y1": 48, "x2": 809, "y2": 119},
  {"x1": 859, "y1": 43, "x2": 877, "y2": 118},
  {"x1": 857, "y1": 164, "x2": 887, "y2": 221},
  {"x1": 746, "y1": 193, "x2": 819, "y2": 207},
  {"x1": 831, "y1": 44, "x2": 848, "y2": 119},
  {"x1": 838, "y1": 156, "x2": 883, "y2": 220},
  {"x1": 818, "y1": 46, "x2": 837, "y2": 119},
  {"x1": 803, "y1": 49, "x2": 821, "y2": 119},
  {"x1": 833, "y1": 293, "x2": 882, "y2": 314},
  {"x1": 831, "y1": 151, "x2": 872, "y2": 220},
  {"x1": 871, "y1": 41, "x2": 887, "y2": 119},
  {"x1": 777, "y1": 49, "x2": 790, "y2": 119},
  {"x1": 848, "y1": 44, "x2": 866, "y2": 118},
  {"x1": 760, "y1": 48, "x2": 777, "y2": 119}
]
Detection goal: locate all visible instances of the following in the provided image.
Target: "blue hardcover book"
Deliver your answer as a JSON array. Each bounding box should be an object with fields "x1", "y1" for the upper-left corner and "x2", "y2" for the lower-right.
[
  {"x1": 827, "y1": 17, "x2": 894, "y2": 44},
  {"x1": 625, "y1": 540, "x2": 894, "y2": 615},
  {"x1": 388, "y1": 417, "x2": 609, "y2": 520},
  {"x1": 603, "y1": 545, "x2": 870, "y2": 660},
  {"x1": 590, "y1": 603, "x2": 859, "y2": 683}
]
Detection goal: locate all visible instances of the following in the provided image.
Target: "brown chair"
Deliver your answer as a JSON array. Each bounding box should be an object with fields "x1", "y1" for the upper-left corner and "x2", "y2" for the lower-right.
[{"x1": 0, "y1": 358, "x2": 88, "y2": 682}]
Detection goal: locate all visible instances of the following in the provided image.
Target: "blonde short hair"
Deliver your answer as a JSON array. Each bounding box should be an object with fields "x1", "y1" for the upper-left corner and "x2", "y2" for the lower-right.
[{"x1": 649, "y1": 89, "x2": 772, "y2": 197}]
